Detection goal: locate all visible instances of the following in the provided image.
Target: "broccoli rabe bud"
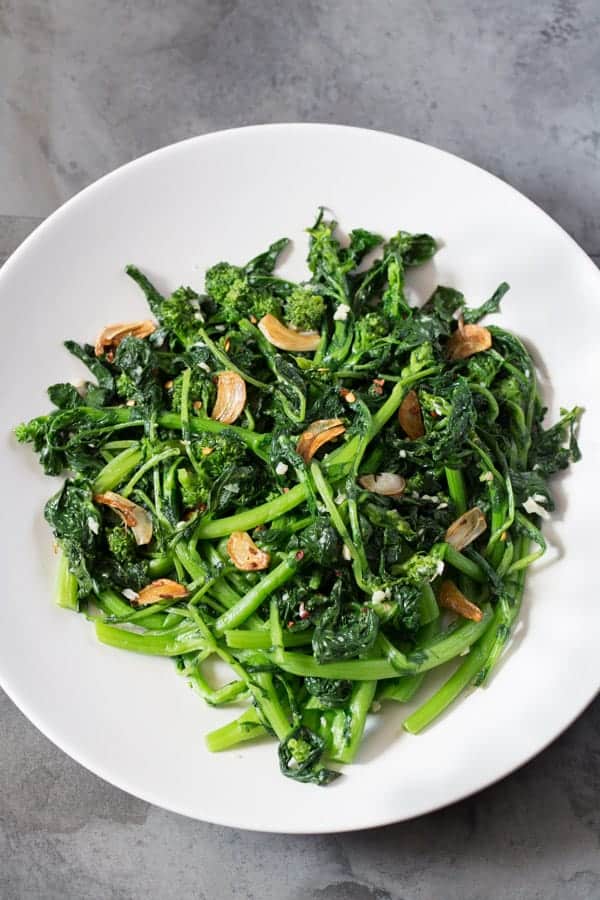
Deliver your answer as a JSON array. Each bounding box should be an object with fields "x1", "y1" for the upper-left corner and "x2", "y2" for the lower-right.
[
  {"x1": 160, "y1": 286, "x2": 204, "y2": 347},
  {"x1": 171, "y1": 369, "x2": 208, "y2": 413},
  {"x1": 178, "y1": 469, "x2": 209, "y2": 509},
  {"x1": 284, "y1": 286, "x2": 326, "y2": 331},
  {"x1": 205, "y1": 262, "x2": 281, "y2": 323},
  {"x1": 107, "y1": 526, "x2": 137, "y2": 564}
]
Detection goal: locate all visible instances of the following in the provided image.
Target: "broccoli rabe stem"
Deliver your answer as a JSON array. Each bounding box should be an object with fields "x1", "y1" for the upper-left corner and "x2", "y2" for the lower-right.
[
  {"x1": 121, "y1": 447, "x2": 181, "y2": 498},
  {"x1": 404, "y1": 540, "x2": 528, "y2": 732},
  {"x1": 92, "y1": 445, "x2": 143, "y2": 494},
  {"x1": 419, "y1": 584, "x2": 439, "y2": 625},
  {"x1": 224, "y1": 629, "x2": 314, "y2": 650},
  {"x1": 275, "y1": 608, "x2": 492, "y2": 680},
  {"x1": 94, "y1": 588, "x2": 169, "y2": 630},
  {"x1": 205, "y1": 707, "x2": 267, "y2": 752},
  {"x1": 213, "y1": 556, "x2": 299, "y2": 636},
  {"x1": 186, "y1": 669, "x2": 249, "y2": 706},
  {"x1": 212, "y1": 642, "x2": 292, "y2": 741},
  {"x1": 95, "y1": 620, "x2": 210, "y2": 656},
  {"x1": 439, "y1": 543, "x2": 487, "y2": 583},
  {"x1": 378, "y1": 618, "x2": 440, "y2": 703},
  {"x1": 403, "y1": 615, "x2": 499, "y2": 734},
  {"x1": 54, "y1": 551, "x2": 79, "y2": 611},
  {"x1": 195, "y1": 483, "x2": 308, "y2": 539},
  {"x1": 331, "y1": 681, "x2": 377, "y2": 764},
  {"x1": 445, "y1": 467, "x2": 467, "y2": 515}
]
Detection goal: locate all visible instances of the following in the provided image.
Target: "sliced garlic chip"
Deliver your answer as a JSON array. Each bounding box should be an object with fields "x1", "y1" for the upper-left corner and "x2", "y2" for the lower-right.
[
  {"x1": 296, "y1": 419, "x2": 346, "y2": 464},
  {"x1": 438, "y1": 579, "x2": 483, "y2": 622},
  {"x1": 210, "y1": 371, "x2": 247, "y2": 424},
  {"x1": 258, "y1": 314, "x2": 320, "y2": 352},
  {"x1": 94, "y1": 320, "x2": 157, "y2": 358},
  {"x1": 93, "y1": 491, "x2": 153, "y2": 545},
  {"x1": 134, "y1": 578, "x2": 189, "y2": 607},
  {"x1": 358, "y1": 473, "x2": 406, "y2": 498},
  {"x1": 447, "y1": 319, "x2": 492, "y2": 360},
  {"x1": 445, "y1": 507, "x2": 487, "y2": 551},
  {"x1": 226, "y1": 531, "x2": 271, "y2": 571},
  {"x1": 398, "y1": 390, "x2": 425, "y2": 440}
]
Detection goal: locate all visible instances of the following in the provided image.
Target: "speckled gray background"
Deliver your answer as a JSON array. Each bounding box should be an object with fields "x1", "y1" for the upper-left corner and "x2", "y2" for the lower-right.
[{"x1": 1, "y1": 2, "x2": 599, "y2": 898}]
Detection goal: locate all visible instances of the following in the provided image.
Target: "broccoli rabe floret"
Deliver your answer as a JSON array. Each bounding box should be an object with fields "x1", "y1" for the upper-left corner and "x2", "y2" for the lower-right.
[
  {"x1": 205, "y1": 262, "x2": 281, "y2": 323},
  {"x1": 107, "y1": 526, "x2": 137, "y2": 564},
  {"x1": 192, "y1": 432, "x2": 248, "y2": 479},
  {"x1": 171, "y1": 368, "x2": 210, "y2": 413},
  {"x1": 160, "y1": 286, "x2": 204, "y2": 347},
  {"x1": 178, "y1": 469, "x2": 209, "y2": 509},
  {"x1": 284, "y1": 286, "x2": 326, "y2": 331},
  {"x1": 177, "y1": 433, "x2": 250, "y2": 509}
]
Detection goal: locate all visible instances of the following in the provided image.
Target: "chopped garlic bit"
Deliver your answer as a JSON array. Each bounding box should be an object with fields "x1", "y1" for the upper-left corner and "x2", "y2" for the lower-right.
[
  {"x1": 398, "y1": 449, "x2": 407, "y2": 459},
  {"x1": 193, "y1": 311, "x2": 205, "y2": 321},
  {"x1": 334, "y1": 493, "x2": 346, "y2": 506},
  {"x1": 371, "y1": 589, "x2": 387, "y2": 604},
  {"x1": 275, "y1": 462, "x2": 289, "y2": 476},
  {"x1": 523, "y1": 496, "x2": 550, "y2": 520},
  {"x1": 333, "y1": 303, "x2": 351, "y2": 321},
  {"x1": 122, "y1": 588, "x2": 139, "y2": 602},
  {"x1": 435, "y1": 559, "x2": 445, "y2": 578},
  {"x1": 342, "y1": 544, "x2": 352, "y2": 561},
  {"x1": 198, "y1": 362, "x2": 211, "y2": 372},
  {"x1": 371, "y1": 700, "x2": 382, "y2": 713},
  {"x1": 87, "y1": 516, "x2": 99, "y2": 535},
  {"x1": 480, "y1": 470, "x2": 494, "y2": 483}
]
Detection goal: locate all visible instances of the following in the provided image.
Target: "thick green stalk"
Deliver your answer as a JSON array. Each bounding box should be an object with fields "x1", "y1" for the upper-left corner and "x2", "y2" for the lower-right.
[
  {"x1": 95, "y1": 621, "x2": 208, "y2": 656},
  {"x1": 331, "y1": 681, "x2": 377, "y2": 764},
  {"x1": 440, "y1": 543, "x2": 487, "y2": 583},
  {"x1": 225, "y1": 629, "x2": 313, "y2": 650},
  {"x1": 205, "y1": 707, "x2": 267, "y2": 752},
  {"x1": 403, "y1": 608, "x2": 501, "y2": 734},
  {"x1": 445, "y1": 467, "x2": 467, "y2": 515},
  {"x1": 158, "y1": 411, "x2": 268, "y2": 456},
  {"x1": 275, "y1": 608, "x2": 491, "y2": 680},
  {"x1": 195, "y1": 484, "x2": 307, "y2": 539},
  {"x1": 92, "y1": 445, "x2": 143, "y2": 493},
  {"x1": 378, "y1": 618, "x2": 440, "y2": 703},
  {"x1": 213, "y1": 557, "x2": 299, "y2": 636},
  {"x1": 54, "y1": 551, "x2": 78, "y2": 611}
]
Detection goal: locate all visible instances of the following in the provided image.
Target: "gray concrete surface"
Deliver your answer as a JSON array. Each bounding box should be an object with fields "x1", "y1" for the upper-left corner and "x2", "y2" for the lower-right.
[{"x1": 1, "y1": 2, "x2": 599, "y2": 898}]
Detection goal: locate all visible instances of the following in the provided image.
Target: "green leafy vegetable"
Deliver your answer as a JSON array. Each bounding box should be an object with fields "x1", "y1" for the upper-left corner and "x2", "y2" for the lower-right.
[{"x1": 15, "y1": 210, "x2": 582, "y2": 785}]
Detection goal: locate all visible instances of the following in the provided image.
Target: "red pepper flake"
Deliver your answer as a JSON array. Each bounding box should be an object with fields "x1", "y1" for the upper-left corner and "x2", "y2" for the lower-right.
[
  {"x1": 299, "y1": 601, "x2": 310, "y2": 620},
  {"x1": 287, "y1": 621, "x2": 295, "y2": 629},
  {"x1": 372, "y1": 378, "x2": 384, "y2": 396},
  {"x1": 339, "y1": 387, "x2": 356, "y2": 402},
  {"x1": 295, "y1": 550, "x2": 305, "y2": 561},
  {"x1": 196, "y1": 503, "x2": 207, "y2": 513},
  {"x1": 282, "y1": 487, "x2": 290, "y2": 494}
]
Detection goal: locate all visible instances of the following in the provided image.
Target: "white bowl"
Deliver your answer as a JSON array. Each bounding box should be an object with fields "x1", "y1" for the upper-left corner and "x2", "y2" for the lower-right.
[{"x1": 0, "y1": 124, "x2": 598, "y2": 833}]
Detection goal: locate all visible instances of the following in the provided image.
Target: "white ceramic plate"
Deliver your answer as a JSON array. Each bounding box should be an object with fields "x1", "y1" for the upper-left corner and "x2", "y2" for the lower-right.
[{"x1": 0, "y1": 124, "x2": 598, "y2": 833}]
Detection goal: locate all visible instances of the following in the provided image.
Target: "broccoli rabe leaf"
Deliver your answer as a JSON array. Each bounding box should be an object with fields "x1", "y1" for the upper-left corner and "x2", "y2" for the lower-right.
[
  {"x1": 464, "y1": 282, "x2": 510, "y2": 324},
  {"x1": 278, "y1": 726, "x2": 339, "y2": 785},
  {"x1": 44, "y1": 479, "x2": 101, "y2": 597}
]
